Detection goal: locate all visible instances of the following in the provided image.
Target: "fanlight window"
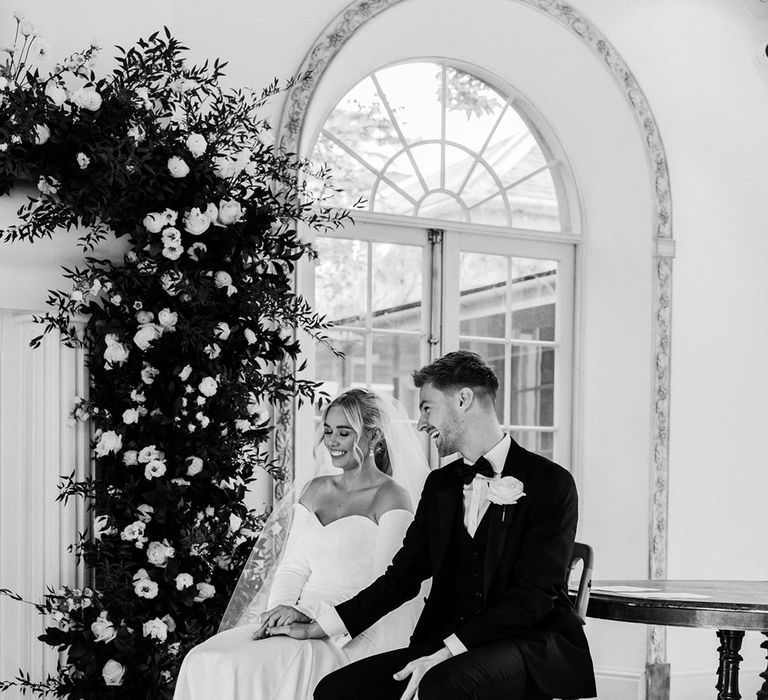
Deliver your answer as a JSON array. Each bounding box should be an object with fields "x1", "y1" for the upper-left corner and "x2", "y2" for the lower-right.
[{"x1": 312, "y1": 61, "x2": 565, "y2": 231}]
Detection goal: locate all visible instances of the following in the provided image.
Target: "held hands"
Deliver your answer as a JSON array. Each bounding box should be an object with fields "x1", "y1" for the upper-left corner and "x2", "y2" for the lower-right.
[
  {"x1": 393, "y1": 645, "x2": 453, "y2": 700},
  {"x1": 252, "y1": 605, "x2": 311, "y2": 640},
  {"x1": 264, "y1": 619, "x2": 326, "y2": 640}
]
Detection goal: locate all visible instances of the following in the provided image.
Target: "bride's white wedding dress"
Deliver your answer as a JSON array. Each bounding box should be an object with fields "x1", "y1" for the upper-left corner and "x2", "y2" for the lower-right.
[{"x1": 173, "y1": 502, "x2": 420, "y2": 700}]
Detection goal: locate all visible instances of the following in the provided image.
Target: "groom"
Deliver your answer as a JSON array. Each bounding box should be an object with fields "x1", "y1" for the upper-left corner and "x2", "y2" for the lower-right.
[{"x1": 269, "y1": 350, "x2": 596, "y2": 699}]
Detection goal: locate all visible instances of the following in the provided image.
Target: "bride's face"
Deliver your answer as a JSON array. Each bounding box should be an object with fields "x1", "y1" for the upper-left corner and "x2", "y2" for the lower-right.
[{"x1": 323, "y1": 406, "x2": 369, "y2": 470}]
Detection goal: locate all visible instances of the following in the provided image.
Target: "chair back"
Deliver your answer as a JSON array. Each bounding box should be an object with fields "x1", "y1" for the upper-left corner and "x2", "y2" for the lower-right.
[{"x1": 569, "y1": 541, "x2": 594, "y2": 621}]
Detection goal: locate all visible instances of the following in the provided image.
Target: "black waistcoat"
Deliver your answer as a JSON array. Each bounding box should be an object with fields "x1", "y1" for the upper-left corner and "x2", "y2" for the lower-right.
[{"x1": 442, "y1": 499, "x2": 491, "y2": 633}]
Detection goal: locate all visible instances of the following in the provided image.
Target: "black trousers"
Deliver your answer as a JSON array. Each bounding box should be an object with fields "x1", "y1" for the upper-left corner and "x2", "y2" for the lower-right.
[{"x1": 314, "y1": 641, "x2": 551, "y2": 700}]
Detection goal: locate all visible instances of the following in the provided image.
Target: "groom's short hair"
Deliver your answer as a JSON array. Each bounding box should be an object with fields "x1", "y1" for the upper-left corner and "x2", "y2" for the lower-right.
[{"x1": 412, "y1": 350, "x2": 499, "y2": 402}]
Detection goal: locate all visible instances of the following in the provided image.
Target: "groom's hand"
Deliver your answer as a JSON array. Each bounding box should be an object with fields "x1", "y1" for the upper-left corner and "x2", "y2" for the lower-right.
[
  {"x1": 252, "y1": 605, "x2": 311, "y2": 640},
  {"x1": 266, "y1": 619, "x2": 326, "y2": 640},
  {"x1": 393, "y1": 645, "x2": 452, "y2": 700}
]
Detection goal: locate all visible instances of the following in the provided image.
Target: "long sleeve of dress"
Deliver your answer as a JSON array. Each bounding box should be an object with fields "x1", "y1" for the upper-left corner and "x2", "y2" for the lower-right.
[{"x1": 265, "y1": 504, "x2": 312, "y2": 609}]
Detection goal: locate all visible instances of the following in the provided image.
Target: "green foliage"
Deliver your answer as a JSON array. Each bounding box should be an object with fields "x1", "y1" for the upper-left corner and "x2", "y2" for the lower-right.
[{"x1": 0, "y1": 18, "x2": 347, "y2": 699}]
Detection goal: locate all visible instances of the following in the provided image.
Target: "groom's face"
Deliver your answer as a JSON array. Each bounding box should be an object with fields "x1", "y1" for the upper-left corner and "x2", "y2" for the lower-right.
[{"x1": 417, "y1": 382, "x2": 463, "y2": 457}]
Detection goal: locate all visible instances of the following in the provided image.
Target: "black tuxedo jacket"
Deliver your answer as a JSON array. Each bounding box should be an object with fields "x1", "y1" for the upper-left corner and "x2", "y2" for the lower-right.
[{"x1": 335, "y1": 437, "x2": 597, "y2": 699}]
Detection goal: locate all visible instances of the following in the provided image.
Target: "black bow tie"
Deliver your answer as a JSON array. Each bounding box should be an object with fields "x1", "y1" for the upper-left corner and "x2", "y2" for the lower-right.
[{"x1": 455, "y1": 456, "x2": 494, "y2": 485}]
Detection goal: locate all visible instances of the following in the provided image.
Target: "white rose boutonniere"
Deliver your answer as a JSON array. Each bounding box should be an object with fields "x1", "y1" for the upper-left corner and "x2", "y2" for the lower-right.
[{"x1": 486, "y1": 476, "x2": 526, "y2": 523}]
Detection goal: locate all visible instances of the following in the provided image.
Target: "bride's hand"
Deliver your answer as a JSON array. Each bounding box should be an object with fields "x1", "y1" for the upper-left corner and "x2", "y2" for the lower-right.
[
  {"x1": 266, "y1": 620, "x2": 325, "y2": 640},
  {"x1": 252, "y1": 605, "x2": 310, "y2": 640}
]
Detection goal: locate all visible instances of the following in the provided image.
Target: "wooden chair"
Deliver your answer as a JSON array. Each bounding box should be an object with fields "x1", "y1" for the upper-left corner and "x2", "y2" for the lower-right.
[{"x1": 568, "y1": 541, "x2": 594, "y2": 621}]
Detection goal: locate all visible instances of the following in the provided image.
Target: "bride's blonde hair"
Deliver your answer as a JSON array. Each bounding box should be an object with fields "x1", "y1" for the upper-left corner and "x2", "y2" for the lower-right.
[{"x1": 322, "y1": 389, "x2": 392, "y2": 475}]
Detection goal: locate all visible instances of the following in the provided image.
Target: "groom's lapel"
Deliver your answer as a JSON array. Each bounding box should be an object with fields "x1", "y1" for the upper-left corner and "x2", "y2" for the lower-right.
[
  {"x1": 433, "y1": 457, "x2": 462, "y2": 570},
  {"x1": 483, "y1": 437, "x2": 530, "y2": 595}
]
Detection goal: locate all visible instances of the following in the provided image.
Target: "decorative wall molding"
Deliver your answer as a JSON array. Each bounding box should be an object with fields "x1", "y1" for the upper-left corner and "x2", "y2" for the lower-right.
[
  {"x1": 0, "y1": 312, "x2": 88, "y2": 683},
  {"x1": 276, "y1": 0, "x2": 674, "y2": 669}
]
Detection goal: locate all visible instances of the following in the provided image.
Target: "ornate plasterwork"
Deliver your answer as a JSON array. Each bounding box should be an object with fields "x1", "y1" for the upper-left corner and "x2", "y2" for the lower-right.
[{"x1": 275, "y1": 0, "x2": 674, "y2": 666}]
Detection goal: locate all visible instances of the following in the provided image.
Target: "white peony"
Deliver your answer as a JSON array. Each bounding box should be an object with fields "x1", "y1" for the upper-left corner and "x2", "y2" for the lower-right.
[
  {"x1": 91, "y1": 611, "x2": 117, "y2": 643},
  {"x1": 186, "y1": 456, "x2": 203, "y2": 476},
  {"x1": 193, "y1": 582, "x2": 216, "y2": 602},
  {"x1": 198, "y1": 377, "x2": 218, "y2": 397},
  {"x1": 216, "y1": 199, "x2": 243, "y2": 226},
  {"x1": 167, "y1": 156, "x2": 190, "y2": 178},
  {"x1": 95, "y1": 431, "x2": 122, "y2": 457},
  {"x1": 183, "y1": 207, "x2": 211, "y2": 236},
  {"x1": 185, "y1": 133, "x2": 207, "y2": 158},
  {"x1": 44, "y1": 80, "x2": 67, "y2": 106},
  {"x1": 71, "y1": 87, "x2": 102, "y2": 111},
  {"x1": 133, "y1": 323, "x2": 163, "y2": 351},
  {"x1": 162, "y1": 244, "x2": 184, "y2": 261},
  {"x1": 175, "y1": 573, "x2": 193, "y2": 590},
  {"x1": 102, "y1": 659, "x2": 125, "y2": 686},
  {"x1": 143, "y1": 617, "x2": 168, "y2": 642},
  {"x1": 146, "y1": 539, "x2": 175, "y2": 568}
]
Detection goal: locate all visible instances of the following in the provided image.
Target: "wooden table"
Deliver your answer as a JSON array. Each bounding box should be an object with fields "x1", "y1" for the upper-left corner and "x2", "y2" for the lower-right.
[{"x1": 587, "y1": 580, "x2": 768, "y2": 700}]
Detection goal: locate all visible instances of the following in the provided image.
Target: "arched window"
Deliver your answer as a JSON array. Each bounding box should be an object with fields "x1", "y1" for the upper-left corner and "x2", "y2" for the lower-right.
[{"x1": 306, "y1": 61, "x2": 577, "y2": 466}]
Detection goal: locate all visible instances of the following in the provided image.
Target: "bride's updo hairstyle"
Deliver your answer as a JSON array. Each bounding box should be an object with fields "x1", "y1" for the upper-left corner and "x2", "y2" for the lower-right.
[{"x1": 323, "y1": 389, "x2": 392, "y2": 476}]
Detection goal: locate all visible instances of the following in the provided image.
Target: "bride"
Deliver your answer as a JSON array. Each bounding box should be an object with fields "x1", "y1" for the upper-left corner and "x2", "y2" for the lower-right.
[{"x1": 173, "y1": 388, "x2": 429, "y2": 700}]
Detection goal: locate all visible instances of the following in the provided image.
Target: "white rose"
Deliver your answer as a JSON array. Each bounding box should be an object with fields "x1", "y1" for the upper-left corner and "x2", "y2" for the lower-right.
[
  {"x1": 157, "y1": 308, "x2": 178, "y2": 330},
  {"x1": 122, "y1": 408, "x2": 140, "y2": 424},
  {"x1": 193, "y1": 582, "x2": 216, "y2": 602},
  {"x1": 163, "y1": 244, "x2": 184, "y2": 261},
  {"x1": 133, "y1": 323, "x2": 163, "y2": 351},
  {"x1": 72, "y1": 87, "x2": 102, "y2": 111},
  {"x1": 167, "y1": 156, "x2": 189, "y2": 178},
  {"x1": 175, "y1": 573, "x2": 193, "y2": 591},
  {"x1": 186, "y1": 456, "x2": 203, "y2": 476},
  {"x1": 34, "y1": 124, "x2": 50, "y2": 145},
  {"x1": 146, "y1": 539, "x2": 175, "y2": 568},
  {"x1": 143, "y1": 617, "x2": 168, "y2": 642},
  {"x1": 104, "y1": 334, "x2": 129, "y2": 368},
  {"x1": 102, "y1": 659, "x2": 125, "y2": 686},
  {"x1": 136, "y1": 310, "x2": 154, "y2": 324},
  {"x1": 178, "y1": 365, "x2": 192, "y2": 381},
  {"x1": 136, "y1": 504, "x2": 154, "y2": 522},
  {"x1": 187, "y1": 242, "x2": 207, "y2": 261},
  {"x1": 244, "y1": 328, "x2": 257, "y2": 345},
  {"x1": 143, "y1": 212, "x2": 167, "y2": 234},
  {"x1": 183, "y1": 208, "x2": 211, "y2": 236},
  {"x1": 144, "y1": 460, "x2": 166, "y2": 480},
  {"x1": 216, "y1": 199, "x2": 243, "y2": 226},
  {"x1": 185, "y1": 133, "x2": 207, "y2": 158},
  {"x1": 122, "y1": 450, "x2": 138, "y2": 466},
  {"x1": 95, "y1": 431, "x2": 122, "y2": 457},
  {"x1": 212, "y1": 156, "x2": 236, "y2": 179},
  {"x1": 198, "y1": 377, "x2": 218, "y2": 397},
  {"x1": 134, "y1": 578, "x2": 158, "y2": 599},
  {"x1": 91, "y1": 611, "x2": 117, "y2": 643},
  {"x1": 214, "y1": 322, "x2": 231, "y2": 340},
  {"x1": 44, "y1": 80, "x2": 67, "y2": 106}
]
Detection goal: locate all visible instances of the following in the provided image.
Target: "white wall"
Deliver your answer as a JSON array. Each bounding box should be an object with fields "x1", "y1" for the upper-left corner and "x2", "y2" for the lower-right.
[{"x1": 1, "y1": 1, "x2": 767, "y2": 697}]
